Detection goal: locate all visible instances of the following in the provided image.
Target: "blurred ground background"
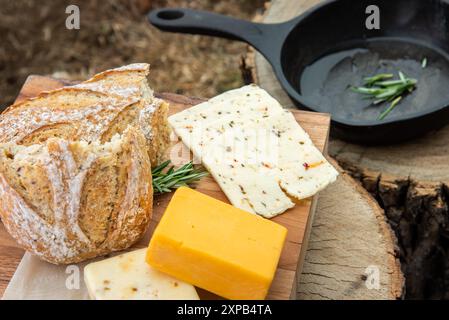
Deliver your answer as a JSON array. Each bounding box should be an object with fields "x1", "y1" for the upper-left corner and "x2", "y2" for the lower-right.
[{"x1": 0, "y1": 0, "x2": 265, "y2": 109}]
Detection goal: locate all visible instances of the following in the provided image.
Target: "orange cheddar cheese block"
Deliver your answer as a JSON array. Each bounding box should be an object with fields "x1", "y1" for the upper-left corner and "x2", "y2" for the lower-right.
[{"x1": 146, "y1": 187, "x2": 287, "y2": 300}]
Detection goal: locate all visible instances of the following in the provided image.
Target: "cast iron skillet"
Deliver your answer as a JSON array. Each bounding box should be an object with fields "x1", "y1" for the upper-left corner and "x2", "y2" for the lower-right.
[{"x1": 148, "y1": 0, "x2": 449, "y2": 144}]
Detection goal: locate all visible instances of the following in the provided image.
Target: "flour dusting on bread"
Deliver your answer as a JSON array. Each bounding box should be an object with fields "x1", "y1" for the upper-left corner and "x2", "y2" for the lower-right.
[
  {"x1": 0, "y1": 63, "x2": 170, "y2": 167},
  {"x1": 0, "y1": 127, "x2": 153, "y2": 264},
  {"x1": 0, "y1": 64, "x2": 164, "y2": 264}
]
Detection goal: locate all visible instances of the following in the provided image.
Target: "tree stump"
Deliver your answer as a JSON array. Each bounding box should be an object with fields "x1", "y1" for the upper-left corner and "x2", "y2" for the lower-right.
[
  {"x1": 243, "y1": 0, "x2": 403, "y2": 299},
  {"x1": 299, "y1": 163, "x2": 403, "y2": 299},
  {"x1": 244, "y1": 0, "x2": 449, "y2": 299}
]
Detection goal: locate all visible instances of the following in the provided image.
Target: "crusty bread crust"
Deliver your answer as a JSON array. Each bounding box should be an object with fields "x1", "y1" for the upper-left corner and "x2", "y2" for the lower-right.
[
  {"x1": 0, "y1": 64, "x2": 167, "y2": 264},
  {"x1": 2, "y1": 63, "x2": 150, "y2": 114},
  {"x1": 0, "y1": 127, "x2": 153, "y2": 264},
  {"x1": 1, "y1": 63, "x2": 170, "y2": 166}
]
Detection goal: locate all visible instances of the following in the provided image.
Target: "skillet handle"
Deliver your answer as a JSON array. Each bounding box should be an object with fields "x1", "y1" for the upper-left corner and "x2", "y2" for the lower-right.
[{"x1": 148, "y1": 8, "x2": 285, "y2": 62}]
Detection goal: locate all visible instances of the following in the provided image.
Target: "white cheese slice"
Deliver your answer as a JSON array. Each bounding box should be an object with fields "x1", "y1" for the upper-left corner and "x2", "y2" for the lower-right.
[
  {"x1": 84, "y1": 248, "x2": 199, "y2": 300},
  {"x1": 198, "y1": 112, "x2": 338, "y2": 217},
  {"x1": 250, "y1": 111, "x2": 339, "y2": 199},
  {"x1": 168, "y1": 85, "x2": 338, "y2": 218},
  {"x1": 200, "y1": 150, "x2": 295, "y2": 217},
  {"x1": 169, "y1": 84, "x2": 284, "y2": 154},
  {"x1": 169, "y1": 84, "x2": 284, "y2": 129}
]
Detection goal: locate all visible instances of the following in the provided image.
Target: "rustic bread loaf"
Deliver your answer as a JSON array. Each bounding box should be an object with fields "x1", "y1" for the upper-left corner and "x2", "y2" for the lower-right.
[
  {"x1": 0, "y1": 127, "x2": 153, "y2": 264},
  {"x1": 0, "y1": 63, "x2": 170, "y2": 167}
]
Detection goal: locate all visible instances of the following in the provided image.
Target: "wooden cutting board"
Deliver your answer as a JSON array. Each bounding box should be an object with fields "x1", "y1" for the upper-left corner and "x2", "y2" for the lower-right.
[{"x1": 0, "y1": 75, "x2": 331, "y2": 300}]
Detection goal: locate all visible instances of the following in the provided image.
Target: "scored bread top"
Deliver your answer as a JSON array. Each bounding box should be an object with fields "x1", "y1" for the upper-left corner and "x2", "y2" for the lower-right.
[
  {"x1": 0, "y1": 64, "x2": 168, "y2": 264},
  {"x1": 71, "y1": 63, "x2": 154, "y2": 100},
  {"x1": 0, "y1": 126, "x2": 153, "y2": 264},
  {"x1": 0, "y1": 63, "x2": 170, "y2": 166},
  {"x1": 0, "y1": 88, "x2": 137, "y2": 145}
]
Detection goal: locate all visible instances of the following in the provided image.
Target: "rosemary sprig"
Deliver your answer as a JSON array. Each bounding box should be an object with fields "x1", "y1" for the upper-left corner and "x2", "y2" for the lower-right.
[
  {"x1": 363, "y1": 73, "x2": 393, "y2": 86},
  {"x1": 351, "y1": 71, "x2": 417, "y2": 120},
  {"x1": 152, "y1": 160, "x2": 209, "y2": 194},
  {"x1": 422, "y1": 57, "x2": 427, "y2": 68},
  {"x1": 378, "y1": 96, "x2": 402, "y2": 120}
]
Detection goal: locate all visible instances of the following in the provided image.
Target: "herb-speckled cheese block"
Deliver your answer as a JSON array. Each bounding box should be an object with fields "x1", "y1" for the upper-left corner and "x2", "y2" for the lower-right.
[
  {"x1": 146, "y1": 187, "x2": 287, "y2": 300},
  {"x1": 202, "y1": 111, "x2": 338, "y2": 201},
  {"x1": 84, "y1": 248, "x2": 199, "y2": 300},
  {"x1": 168, "y1": 85, "x2": 338, "y2": 218},
  {"x1": 168, "y1": 84, "x2": 284, "y2": 155}
]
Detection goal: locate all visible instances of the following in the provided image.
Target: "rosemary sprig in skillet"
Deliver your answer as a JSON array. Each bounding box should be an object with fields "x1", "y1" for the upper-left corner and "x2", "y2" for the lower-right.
[
  {"x1": 152, "y1": 160, "x2": 209, "y2": 194},
  {"x1": 422, "y1": 57, "x2": 427, "y2": 68},
  {"x1": 351, "y1": 71, "x2": 417, "y2": 120}
]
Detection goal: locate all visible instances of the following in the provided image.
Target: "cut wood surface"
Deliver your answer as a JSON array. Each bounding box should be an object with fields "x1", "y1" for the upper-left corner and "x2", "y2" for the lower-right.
[
  {"x1": 299, "y1": 166, "x2": 403, "y2": 299},
  {"x1": 1, "y1": 75, "x2": 331, "y2": 300},
  {"x1": 245, "y1": 0, "x2": 404, "y2": 299}
]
